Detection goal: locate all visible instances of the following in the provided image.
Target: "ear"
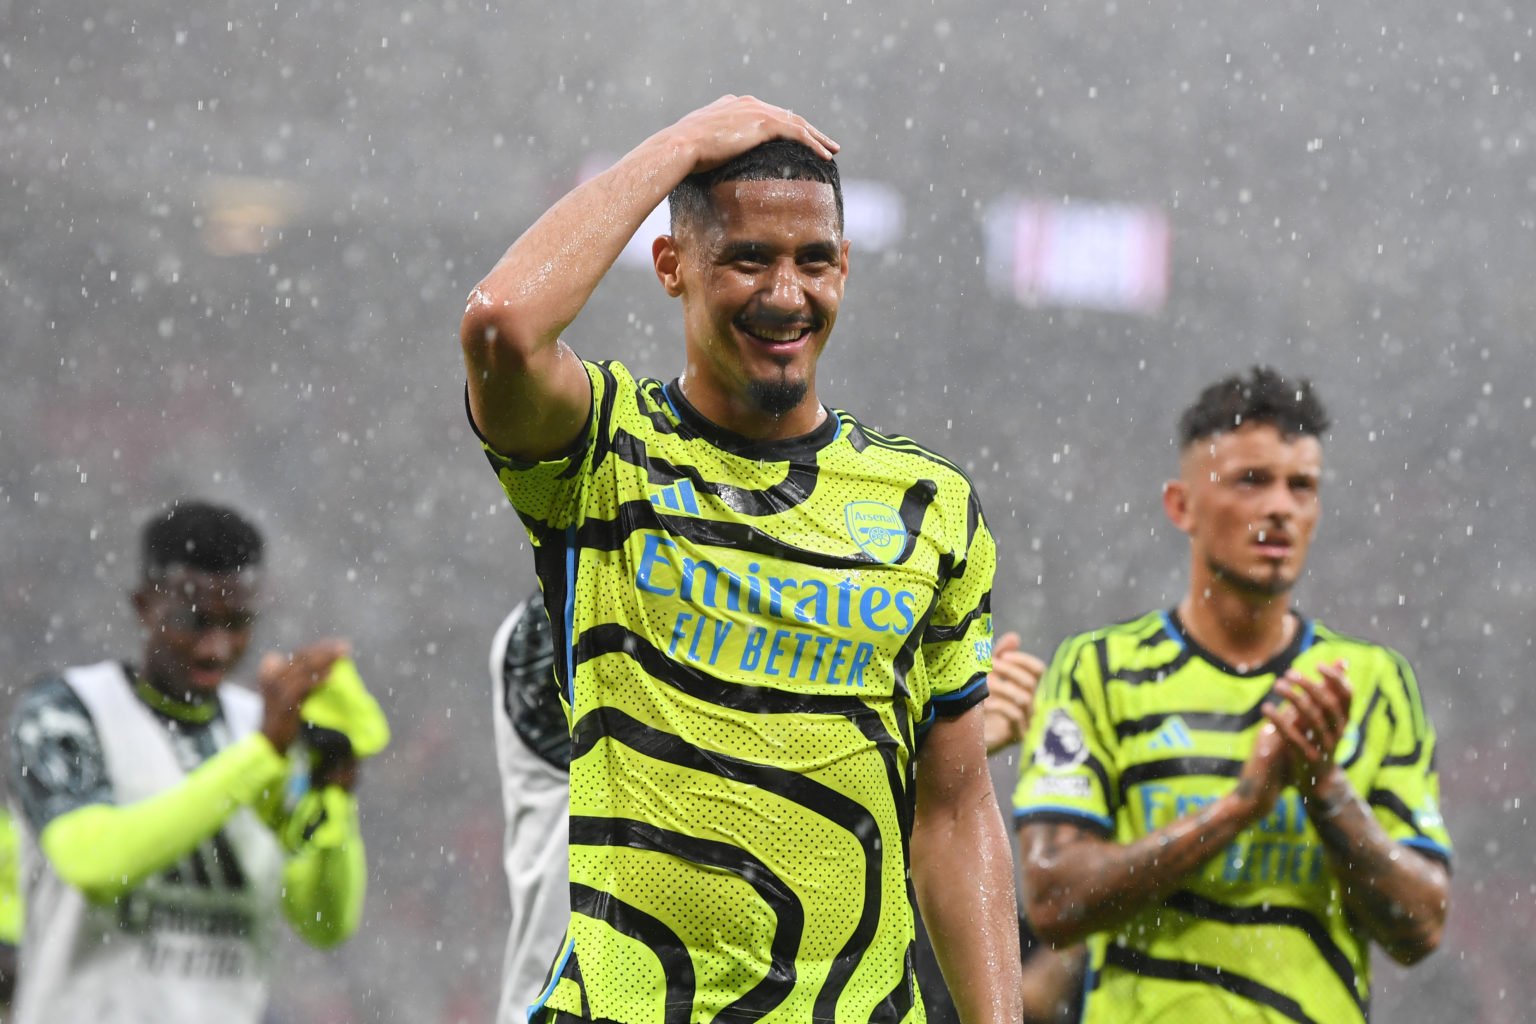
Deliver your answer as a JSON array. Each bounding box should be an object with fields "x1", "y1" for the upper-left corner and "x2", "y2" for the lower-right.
[
  {"x1": 1162, "y1": 479, "x2": 1193, "y2": 535},
  {"x1": 131, "y1": 585, "x2": 155, "y2": 627},
  {"x1": 653, "y1": 235, "x2": 683, "y2": 297},
  {"x1": 839, "y1": 237, "x2": 851, "y2": 284}
]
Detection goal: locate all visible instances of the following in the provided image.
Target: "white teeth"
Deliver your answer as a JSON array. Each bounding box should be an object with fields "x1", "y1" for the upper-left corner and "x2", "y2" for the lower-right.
[{"x1": 748, "y1": 327, "x2": 805, "y2": 342}]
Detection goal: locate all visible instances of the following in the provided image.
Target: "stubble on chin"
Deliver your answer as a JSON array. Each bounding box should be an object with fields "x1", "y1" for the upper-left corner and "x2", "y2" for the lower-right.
[
  {"x1": 746, "y1": 376, "x2": 808, "y2": 418},
  {"x1": 1207, "y1": 556, "x2": 1296, "y2": 598}
]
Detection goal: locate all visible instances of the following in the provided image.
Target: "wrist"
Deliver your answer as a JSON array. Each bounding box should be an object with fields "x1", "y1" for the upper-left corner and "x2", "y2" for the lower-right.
[{"x1": 1303, "y1": 770, "x2": 1355, "y2": 819}]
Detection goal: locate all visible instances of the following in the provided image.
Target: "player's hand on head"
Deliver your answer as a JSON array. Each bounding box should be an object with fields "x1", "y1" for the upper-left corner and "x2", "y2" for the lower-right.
[
  {"x1": 981, "y1": 632, "x2": 1046, "y2": 755},
  {"x1": 670, "y1": 94, "x2": 839, "y2": 174},
  {"x1": 258, "y1": 638, "x2": 350, "y2": 753},
  {"x1": 1267, "y1": 659, "x2": 1353, "y2": 793}
]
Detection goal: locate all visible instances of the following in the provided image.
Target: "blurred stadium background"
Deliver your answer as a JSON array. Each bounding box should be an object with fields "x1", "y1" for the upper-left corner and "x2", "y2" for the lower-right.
[{"x1": 2, "y1": 1, "x2": 1532, "y2": 1020}]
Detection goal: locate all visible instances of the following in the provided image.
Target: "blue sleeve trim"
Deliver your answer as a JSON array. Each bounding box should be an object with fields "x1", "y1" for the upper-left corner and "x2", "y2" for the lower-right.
[
  {"x1": 1399, "y1": 836, "x2": 1453, "y2": 863},
  {"x1": 526, "y1": 936, "x2": 576, "y2": 1023},
  {"x1": 932, "y1": 673, "x2": 989, "y2": 704},
  {"x1": 1013, "y1": 805, "x2": 1114, "y2": 832}
]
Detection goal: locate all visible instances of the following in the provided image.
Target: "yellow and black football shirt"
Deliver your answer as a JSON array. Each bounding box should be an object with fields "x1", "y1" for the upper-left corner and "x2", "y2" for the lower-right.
[
  {"x1": 1013, "y1": 609, "x2": 1452, "y2": 1024},
  {"x1": 474, "y1": 360, "x2": 996, "y2": 1024}
]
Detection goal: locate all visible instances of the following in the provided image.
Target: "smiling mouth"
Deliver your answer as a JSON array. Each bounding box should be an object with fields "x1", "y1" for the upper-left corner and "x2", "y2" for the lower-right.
[{"x1": 737, "y1": 319, "x2": 814, "y2": 346}]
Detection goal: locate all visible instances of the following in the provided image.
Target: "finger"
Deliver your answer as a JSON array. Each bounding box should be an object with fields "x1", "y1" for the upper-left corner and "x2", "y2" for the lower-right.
[
  {"x1": 1015, "y1": 651, "x2": 1048, "y2": 678},
  {"x1": 994, "y1": 631, "x2": 1021, "y2": 657},
  {"x1": 1287, "y1": 676, "x2": 1348, "y2": 746},
  {"x1": 990, "y1": 653, "x2": 1035, "y2": 688},
  {"x1": 1275, "y1": 680, "x2": 1330, "y2": 750},
  {"x1": 1265, "y1": 705, "x2": 1323, "y2": 765}
]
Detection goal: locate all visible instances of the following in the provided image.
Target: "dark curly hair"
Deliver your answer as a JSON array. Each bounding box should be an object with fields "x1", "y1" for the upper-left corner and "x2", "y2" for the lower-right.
[
  {"x1": 1177, "y1": 367, "x2": 1331, "y2": 449},
  {"x1": 141, "y1": 499, "x2": 264, "y2": 581},
  {"x1": 668, "y1": 138, "x2": 843, "y2": 235}
]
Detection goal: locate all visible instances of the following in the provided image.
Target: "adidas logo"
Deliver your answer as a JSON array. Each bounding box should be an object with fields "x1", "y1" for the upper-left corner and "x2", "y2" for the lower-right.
[
  {"x1": 649, "y1": 478, "x2": 701, "y2": 515},
  {"x1": 1146, "y1": 715, "x2": 1194, "y2": 751}
]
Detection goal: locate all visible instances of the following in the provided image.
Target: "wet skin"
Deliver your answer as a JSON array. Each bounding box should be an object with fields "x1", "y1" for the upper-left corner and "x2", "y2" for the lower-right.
[{"x1": 656, "y1": 177, "x2": 850, "y2": 439}]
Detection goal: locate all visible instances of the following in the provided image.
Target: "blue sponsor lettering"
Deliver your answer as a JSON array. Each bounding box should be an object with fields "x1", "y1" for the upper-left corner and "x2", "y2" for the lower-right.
[{"x1": 633, "y1": 532, "x2": 919, "y2": 637}]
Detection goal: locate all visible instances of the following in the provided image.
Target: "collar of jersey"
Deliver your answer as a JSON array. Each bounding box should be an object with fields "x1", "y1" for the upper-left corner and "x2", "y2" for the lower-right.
[
  {"x1": 128, "y1": 666, "x2": 221, "y2": 724},
  {"x1": 1163, "y1": 607, "x2": 1315, "y2": 678},
  {"x1": 663, "y1": 380, "x2": 840, "y2": 459}
]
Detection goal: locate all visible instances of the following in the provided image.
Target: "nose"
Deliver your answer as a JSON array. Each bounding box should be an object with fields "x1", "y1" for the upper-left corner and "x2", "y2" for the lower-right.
[
  {"x1": 763, "y1": 260, "x2": 806, "y2": 312},
  {"x1": 1260, "y1": 482, "x2": 1297, "y2": 522},
  {"x1": 194, "y1": 627, "x2": 236, "y2": 663}
]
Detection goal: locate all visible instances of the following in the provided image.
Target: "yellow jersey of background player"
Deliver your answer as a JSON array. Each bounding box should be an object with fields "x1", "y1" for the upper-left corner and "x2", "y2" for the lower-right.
[{"x1": 1015, "y1": 367, "x2": 1452, "y2": 1024}]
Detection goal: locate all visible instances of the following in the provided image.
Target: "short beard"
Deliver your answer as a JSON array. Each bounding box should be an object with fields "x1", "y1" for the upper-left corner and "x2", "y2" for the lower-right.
[
  {"x1": 1207, "y1": 556, "x2": 1295, "y2": 598},
  {"x1": 747, "y1": 376, "x2": 808, "y2": 418}
]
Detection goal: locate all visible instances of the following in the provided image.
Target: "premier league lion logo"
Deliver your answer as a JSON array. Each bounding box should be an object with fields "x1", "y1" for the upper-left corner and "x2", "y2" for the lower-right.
[{"x1": 1035, "y1": 709, "x2": 1090, "y2": 772}]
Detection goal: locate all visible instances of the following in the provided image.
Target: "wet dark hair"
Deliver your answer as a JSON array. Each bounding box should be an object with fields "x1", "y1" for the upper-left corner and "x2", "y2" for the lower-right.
[
  {"x1": 668, "y1": 138, "x2": 843, "y2": 235},
  {"x1": 142, "y1": 500, "x2": 264, "y2": 580},
  {"x1": 1177, "y1": 366, "x2": 1331, "y2": 449}
]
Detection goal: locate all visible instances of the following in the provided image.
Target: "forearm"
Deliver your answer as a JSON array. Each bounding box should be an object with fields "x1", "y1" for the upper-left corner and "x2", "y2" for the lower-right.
[
  {"x1": 281, "y1": 787, "x2": 366, "y2": 948},
  {"x1": 39, "y1": 734, "x2": 287, "y2": 901},
  {"x1": 464, "y1": 132, "x2": 692, "y2": 357},
  {"x1": 1305, "y1": 774, "x2": 1449, "y2": 963},
  {"x1": 1022, "y1": 794, "x2": 1257, "y2": 946},
  {"x1": 913, "y1": 785, "x2": 1022, "y2": 1024}
]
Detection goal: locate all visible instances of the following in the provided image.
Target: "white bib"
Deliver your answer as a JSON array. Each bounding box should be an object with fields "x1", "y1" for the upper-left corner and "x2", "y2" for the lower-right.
[{"x1": 13, "y1": 662, "x2": 285, "y2": 1024}]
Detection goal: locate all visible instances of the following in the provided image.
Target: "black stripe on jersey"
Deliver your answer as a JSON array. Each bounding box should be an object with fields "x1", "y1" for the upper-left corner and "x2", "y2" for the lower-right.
[
  {"x1": 576, "y1": 620, "x2": 918, "y2": 867},
  {"x1": 574, "y1": 499, "x2": 894, "y2": 570},
  {"x1": 1163, "y1": 890, "x2": 1365, "y2": 1016},
  {"x1": 1114, "y1": 694, "x2": 1279, "y2": 741},
  {"x1": 866, "y1": 938, "x2": 918, "y2": 1024},
  {"x1": 1118, "y1": 757, "x2": 1242, "y2": 804},
  {"x1": 569, "y1": 882, "x2": 694, "y2": 1024},
  {"x1": 1100, "y1": 945, "x2": 1320, "y2": 1024},
  {"x1": 856, "y1": 426, "x2": 966, "y2": 478},
  {"x1": 587, "y1": 361, "x2": 622, "y2": 471},
  {"x1": 571, "y1": 816, "x2": 802, "y2": 1022},
  {"x1": 1106, "y1": 644, "x2": 1196, "y2": 687},
  {"x1": 612, "y1": 429, "x2": 828, "y2": 518},
  {"x1": 1366, "y1": 787, "x2": 1441, "y2": 847},
  {"x1": 571, "y1": 707, "x2": 884, "y2": 1021},
  {"x1": 922, "y1": 590, "x2": 990, "y2": 645},
  {"x1": 1340, "y1": 688, "x2": 1383, "y2": 771},
  {"x1": 577, "y1": 624, "x2": 894, "y2": 729}
]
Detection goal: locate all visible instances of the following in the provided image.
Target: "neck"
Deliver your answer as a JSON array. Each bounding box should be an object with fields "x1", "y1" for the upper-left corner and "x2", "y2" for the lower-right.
[
  {"x1": 677, "y1": 374, "x2": 826, "y2": 440},
  {"x1": 134, "y1": 669, "x2": 219, "y2": 723},
  {"x1": 1177, "y1": 577, "x2": 1295, "y2": 672}
]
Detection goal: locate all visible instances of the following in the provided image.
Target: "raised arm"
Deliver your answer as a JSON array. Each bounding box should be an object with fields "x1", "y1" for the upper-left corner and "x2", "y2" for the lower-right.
[
  {"x1": 911, "y1": 707, "x2": 1022, "y2": 1024},
  {"x1": 1019, "y1": 722, "x2": 1288, "y2": 947},
  {"x1": 460, "y1": 95, "x2": 838, "y2": 460}
]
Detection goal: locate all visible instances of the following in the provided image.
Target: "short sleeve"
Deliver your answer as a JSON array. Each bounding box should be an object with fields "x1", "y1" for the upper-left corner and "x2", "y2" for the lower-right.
[
  {"x1": 469, "y1": 360, "x2": 610, "y2": 532},
  {"x1": 7, "y1": 675, "x2": 113, "y2": 831},
  {"x1": 1012, "y1": 635, "x2": 1118, "y2": 836},
  {"x1": 920, "y1": 495, "x2": 996, "y2": 718},
  {"x1": 1365, "y1": 651, "x2": 1453, "y2": 865}
]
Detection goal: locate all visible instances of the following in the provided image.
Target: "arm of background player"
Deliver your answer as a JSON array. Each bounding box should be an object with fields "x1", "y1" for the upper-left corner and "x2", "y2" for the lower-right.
[
  {"x1": 911, "y1": 707, "x2": 1023, "y2": 1024},
  {"x1": 1018, "y1": 722, "x2": 1291, "y2": 947},
  {"x1": 1267, "y1": 663, "x2": 1449, "y2": 964},
  {"x1": 459, "y1": 95, "x2": 838, "y2": 460},
  {"x1": 1298, "y1": 771, "x2": 1448, "y2": 964},
  {"x1": 279, "y1": 785, "x2": 367, "y2": 948},
  {"x1": 1020, "y1": 943, "x2": 1085, "y2": 1024},
  {"x1": 38, "y1": 735, "x2": 287, "y2": 902}
]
